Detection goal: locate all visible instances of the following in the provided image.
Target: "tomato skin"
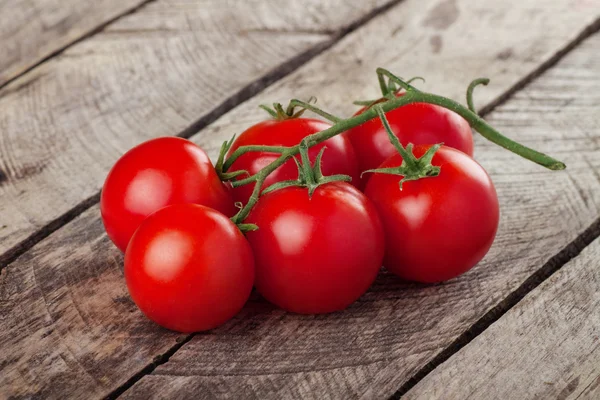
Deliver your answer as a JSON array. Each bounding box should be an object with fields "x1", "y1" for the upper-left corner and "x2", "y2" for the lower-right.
[
  {"x1": 346, "y1": 96, "x2": 474, "y2": 188},
  {"x1": 246, "y1": 182, "x2": 384, "y2": 314},
  {"x1": 364, "y1": 145, "x2": 499, "y2": 283},
  {"x1": 101, "y1": 137, "x2": 235, "y2": 252},
  {"x1": 228, "y1": 118, "x2": 360, "y2": 204},
  {"x1": 125, "y1": 204, "x2": 254, "y2": 333}
]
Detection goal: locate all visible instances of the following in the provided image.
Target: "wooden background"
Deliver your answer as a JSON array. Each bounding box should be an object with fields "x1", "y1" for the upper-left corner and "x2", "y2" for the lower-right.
[{"x1": 1, "y1": 0, "x2": 600, "y2": 398}]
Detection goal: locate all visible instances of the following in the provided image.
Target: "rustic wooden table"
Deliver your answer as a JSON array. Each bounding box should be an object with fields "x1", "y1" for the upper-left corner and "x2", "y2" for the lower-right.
[{"x1": 1, "y1": 0, "x2": 600, "y2": 398}]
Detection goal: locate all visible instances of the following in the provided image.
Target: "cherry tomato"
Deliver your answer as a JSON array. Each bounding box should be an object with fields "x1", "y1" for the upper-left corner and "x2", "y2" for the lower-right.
[
  {"x1": 125, "y1": 204, "x2": 254, "y2": 332},
  {"x1": 364, "y1": 145, "x2": 499, "y2": 283},
  {"x1": 101, "y1": 137, "x2": 235, "y2": 252},
  {"x1": 246, "y1": 182, "x2": 384, "y2": 314},
  {"x1": 227, "y1": 118, "x2": 360, "y2": 204},
  {"x1": 346, "y1": 95, "x2": 474, "y2": 188}
]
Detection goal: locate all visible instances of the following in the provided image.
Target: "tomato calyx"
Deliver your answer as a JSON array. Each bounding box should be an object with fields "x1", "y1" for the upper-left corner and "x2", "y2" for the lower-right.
[
  {"x1": 362, "y1": 105, "x2": 441, "y2": 188},
  {"x1": 258, "y1": 97, "x2": 342, "y2": 123},
  {"x1": 219, "y1": 67, "x2": 565, "y2": 226},
  {"x1": 353, "y1": 76, "x2": 426, "y2": 108},
  {"x1": 262, "y1": 141, "x2": 352, "y2": 197},
  {"x1": 215, "y1": 135, "x2": 251, "y2": 181}
]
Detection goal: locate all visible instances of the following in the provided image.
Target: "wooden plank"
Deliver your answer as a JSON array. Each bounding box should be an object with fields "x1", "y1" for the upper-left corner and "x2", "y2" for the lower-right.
[
  {"x1": 121, "y1": 7, "x2": 600, "y2": 400},
  {"x1": 0, "y1": 0, "x2": 391, "y2": 266},
  {"x1": 404, "y1": 237, "x2": 600, "y2": 400},
  {"x1": 0, "y1": 207, "x2": 181, "y2": 399},
  {"x1": 0, "y1": 0, "x2": 147, "y2": 86},
  {"x1": 0, "y1": 1, "x2": 391, "y2": 398},
  {"x1": 1, "y1": 1, "x2": 599, "y2": 399}
]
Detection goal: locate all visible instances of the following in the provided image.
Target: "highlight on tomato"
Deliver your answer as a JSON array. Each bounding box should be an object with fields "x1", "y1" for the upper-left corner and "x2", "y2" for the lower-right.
[
  {"x1": 244, "y1": 145, "x2": 384, "y2": 314},
  {"x1": 365, "y1": 145, "x2": 499, "y2": 283},
  {"x1": 125, "y1": 204, "x2": 255, "y2": 333},
  {"x1": 101, "y1": 137, "x2": 235, "y2": 252},
  {"x1": 346, "y1": 93, "x2": 474, "y2": 188},
  {"x1": 100, "y1": 67, "x2": 567, "y2": 331},
  {"x1": 226, "y1": 116, "x2": 360, "y2": 204}
]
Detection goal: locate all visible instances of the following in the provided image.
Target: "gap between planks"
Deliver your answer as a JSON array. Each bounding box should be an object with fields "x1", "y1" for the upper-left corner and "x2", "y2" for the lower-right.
[
  {"x1": 2, "y1": 5, "x2": 598, "y2": 399},
  {"x1": 3, "y1": 2, "x2": 599, "y2": 275},
  {"x1": 109, "y1": 15, "x2": 600, "y2": 400},
  {"x1": 388, "y1": 16, "x2": 600, "y2": 398},
  {"x1": 0, "y1": 0, "x2": 406, "y2": 272},
  {"x1": 0, "y1": 0, "x2": 157, "y2": 93},
  {"x1": 390, "y1": 217, "x2": 600, "y2": 399}
]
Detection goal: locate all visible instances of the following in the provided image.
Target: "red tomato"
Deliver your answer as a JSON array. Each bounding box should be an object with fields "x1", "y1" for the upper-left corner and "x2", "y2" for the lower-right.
[
  {"x1": 227, "y1": 118, "x2": 360, "y2": 204},
  {"x1": 246, "y1": 182, "x2": 384, "y2": 314},
  {"x1": 101, "y1": 137, "x2": 235, "y2": 252},
  {"x1": 346, "y1": 95, "x2": 474, "y2": 188},
  {"x1": 365, "y1": 145, "x2": 499, "y2": 283},
  {"x1": 125, "y1": 204, "x2": 254, "y2": 332}
]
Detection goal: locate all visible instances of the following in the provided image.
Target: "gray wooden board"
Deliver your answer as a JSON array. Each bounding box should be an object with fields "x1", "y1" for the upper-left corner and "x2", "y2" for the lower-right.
[
  {"x1": 0, "y1": 208, "x2": 181, "y2": 399},
  {"x1": 123, "y1": 10, "x2": 600, "y2": 400},
  {"x1": 0, "y1": 0, "x2": 148, "y2": 87},
  {"x1": 1, "y1": 0, "x2": 600, "y2": 398},
  {"x1": 1, "y1": 0, "x2": 599, "y2": 268},
  {"x1": 404, "y1": 237, "x2": 600, "y2": 400},
  {"x1": 0, "y1": 0, "x2": 391, "y2": 265}
]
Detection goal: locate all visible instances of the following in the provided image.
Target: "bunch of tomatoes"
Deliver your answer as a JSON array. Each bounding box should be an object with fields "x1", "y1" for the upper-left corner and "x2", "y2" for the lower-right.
[{"x1": 100, "y1": 73, "x2": 541, "y2": 333}]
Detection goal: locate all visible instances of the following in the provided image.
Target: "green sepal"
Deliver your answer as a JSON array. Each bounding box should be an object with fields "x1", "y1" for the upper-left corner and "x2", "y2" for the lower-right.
[
  {"x1": 406, "y1": 76, "x2": 426, "y2": 85},
  {"x1": 216, "y1": 135, "x2": 236, "y2": 170},
  {"x1": 237, "y1": 223, "x2": 259, "y2": 233},
  {"x1": 362, "y1": 143, "x2": 442, "y2": 189},
  {"x1": 216, "y1": 134, "x2": 237, "y2": 179},
  {"x1": 259, "y1": 104, "x2": 279, "y2": 119},
  {"x1": 259, "y1": 146, "x2": 352, "y2": 197}
]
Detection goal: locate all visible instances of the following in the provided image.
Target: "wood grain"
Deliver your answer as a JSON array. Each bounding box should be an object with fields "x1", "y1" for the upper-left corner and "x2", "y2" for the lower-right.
[
  {"x1": 0, "y1": 0, "x2": 148, "y2": 86},
  {"x1": 122, "y1": 11, "x2": 600, "y2": 400},
  {"x1": 404, "y1": 237, "x2": 600, "y2": 400},
  {"x1": 0, "y1": 0, "x2": 392, "y2": 266},
  {"x1": 0, "y1": 207, "x2": 181, "y2": 399},
  {"x1": 1, "y1": 1, "x2": 599, "y2": 399}
]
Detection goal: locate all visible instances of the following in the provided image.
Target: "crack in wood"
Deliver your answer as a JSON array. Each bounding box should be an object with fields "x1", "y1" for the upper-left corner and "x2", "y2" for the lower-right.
[
  {"x1": 0, "y1": 0, "x2": 408, "y2": 275},
  {"x1": 109, "y1": 16, "x2": 600, "y2": 399},
  {"x1": 390, "y1": 217, "x2": 600, "y2": 399},
  {"x1": 2, "y1": 2, "x2": 600, "y2": 398},
  {"x1": 103, "y1": 334, "x2": 195, "y2": 400},
  {"x1": 0, "y1": 193, "x2": 100, "y2": 271},
  {"x1": 0, "y1": 0, "x2": 157, "y2": 94}
]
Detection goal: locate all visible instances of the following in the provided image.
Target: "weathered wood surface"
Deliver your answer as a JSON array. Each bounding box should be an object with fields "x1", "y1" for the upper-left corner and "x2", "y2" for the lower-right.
[
  {"x1": 1, "y1": 0, "x2": 598, "y2": 270},
  {"x1": 0, "y1": 0, "x2": 148, "y2": 86},
  {"x1": 405, "y1": 236, "x2": 600, "y2": 400},
  {"x1": 0, "y1": 1, "x2": 599, "y2": 400},
  {"x1": 0, "y1": 0, "x2": 392, "y2": 265},
  {"x1": 0, "y1": 208, "x2": 181, "y2": 399},
  {"x1": 123, "y1": 13, "x2": 600, "y2": 400}
]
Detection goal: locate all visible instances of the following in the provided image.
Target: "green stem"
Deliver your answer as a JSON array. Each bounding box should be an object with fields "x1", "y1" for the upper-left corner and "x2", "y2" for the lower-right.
[
  {"x1": 376, "y1": 68, "x2": 564, "y2": 170},
  {"x1": 466, "y1": 78, "x2": 490, "y2": 113},
  {"x1": 415, "y1": 92, "x2": 565, "y2": 170},
  {"x1": 298, "y1": 142, "x2": 315, "y2": 185},
  {"x1": 374, "y1": 105, "x2": 417, "y2": 169},
  {"x1": 223, "y1": 145, "x2": 288, "y2": 172},
  {"x1": 229, "y1": 70, "x2": 566, "y2": 223}
]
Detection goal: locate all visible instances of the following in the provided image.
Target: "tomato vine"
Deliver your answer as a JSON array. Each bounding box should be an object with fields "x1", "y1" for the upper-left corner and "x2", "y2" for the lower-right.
[{"x1": 216, "y1": 68, "x2": 566, "y2": 225}]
